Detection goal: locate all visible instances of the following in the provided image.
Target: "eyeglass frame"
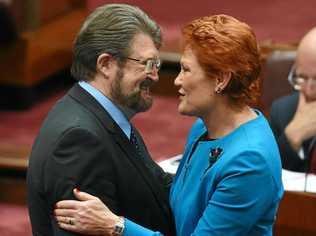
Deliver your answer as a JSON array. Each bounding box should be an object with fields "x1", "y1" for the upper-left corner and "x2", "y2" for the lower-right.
[
  {"x1": 288, "y1": 65, "x2": 316, "y2": 90},
  {"x1": 125, "y1": 57, "x2": 162, "y2": 73}
]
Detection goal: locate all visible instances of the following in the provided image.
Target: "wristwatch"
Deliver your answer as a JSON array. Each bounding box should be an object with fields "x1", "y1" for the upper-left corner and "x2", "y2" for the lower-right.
[{"x1": 113, "y1": 216, "x2": 125, "y2": 236}]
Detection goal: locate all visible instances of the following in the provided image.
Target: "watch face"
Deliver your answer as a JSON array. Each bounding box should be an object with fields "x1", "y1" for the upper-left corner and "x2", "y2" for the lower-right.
[
  {"x1": 114, "y1": 225, "x2": 123, "y2": 233},
  {"x1": 113, "y1": 217, "x2": 125, "y2": 235}
]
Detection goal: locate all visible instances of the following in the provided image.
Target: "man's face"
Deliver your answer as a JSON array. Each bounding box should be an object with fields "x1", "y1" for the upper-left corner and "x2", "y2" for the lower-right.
[
  {"x1": 296, "y1": 50, "x2": 316, "y2": 101},
  {"x1": 110, "y1": 33, "x2": 160, "y2": 112}
]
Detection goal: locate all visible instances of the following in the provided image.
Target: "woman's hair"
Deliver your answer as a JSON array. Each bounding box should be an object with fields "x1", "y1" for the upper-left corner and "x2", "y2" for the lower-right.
[
  {"x1": 71, "y1": 3, "x2": 161, "y2": 81},
  {"x1": 182, "y1": 14, "x2": 261, "y2": 107}
]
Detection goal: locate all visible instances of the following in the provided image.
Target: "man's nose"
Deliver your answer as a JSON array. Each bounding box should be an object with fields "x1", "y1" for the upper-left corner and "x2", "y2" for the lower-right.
[
  {"x1": 306, "y1": 77, "x2": 316, "y2": 86},
  {"x1": 147, "y1": 68, "x2": 159, "y2": 82},
  {"x1": 302, "y1": 78, "x2": 316, "y2": 101}
]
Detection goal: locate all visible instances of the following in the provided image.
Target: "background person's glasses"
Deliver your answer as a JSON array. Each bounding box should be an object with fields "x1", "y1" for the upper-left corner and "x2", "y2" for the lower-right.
[
  {"x1": 288, "y1": 66, "x2": 316, "y2": 90},
  {"x1": 126, "y1": 57, "x2": 161, "y2": 73}
]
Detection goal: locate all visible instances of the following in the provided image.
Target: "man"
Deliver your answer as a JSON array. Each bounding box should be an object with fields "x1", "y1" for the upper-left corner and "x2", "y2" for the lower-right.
[
  {"x1": 27, "y1": 4, "x2": 174, "y2": 236},
  {"x1": 270, "y1": 27, "x2": 316, "y2": 172}
]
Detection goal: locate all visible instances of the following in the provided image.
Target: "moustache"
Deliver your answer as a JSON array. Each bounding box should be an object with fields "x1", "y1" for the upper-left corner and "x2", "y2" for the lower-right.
[{"x1": 140, "y1": 78, "x2": 155, "y2": 90}]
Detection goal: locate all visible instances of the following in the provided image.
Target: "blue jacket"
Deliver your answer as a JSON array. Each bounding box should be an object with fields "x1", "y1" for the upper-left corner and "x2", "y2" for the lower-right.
[
  {"x1": 124, "y1": 111, "x2": 284, "y2": 236},
  {"x1": 170, "y1": 111, "x2": 283, "y2": 235}
]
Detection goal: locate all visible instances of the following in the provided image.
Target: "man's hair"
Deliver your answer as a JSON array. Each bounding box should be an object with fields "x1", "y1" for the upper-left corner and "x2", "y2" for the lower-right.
[
  {"x1": 71, "y1": 4, "x2": 162, "y2": 81},
  {"x1": 182, "y1": 14, "x2": 261, "y2": 108}
]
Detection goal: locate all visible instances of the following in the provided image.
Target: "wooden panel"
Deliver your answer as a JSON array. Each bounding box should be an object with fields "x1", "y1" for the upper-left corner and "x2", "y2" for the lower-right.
[
  {"x1": 0, "y1": 143, "x2": 29, "y2": 170},
  {"x1": 275, "y1": 191, "x2": 316, "y2": 236},
  {"x1": 40, "y1": 0, "x2": 86, "y2": 25},
  {"x1": 0, "y1": 177, "x2": 26, "y2": 205},
  {"x1": 0, "y1": 8, "x2": 87, "y2": 87},
  {"x1": 9, "y1": 0, "x2": 86, "y2": 32}
]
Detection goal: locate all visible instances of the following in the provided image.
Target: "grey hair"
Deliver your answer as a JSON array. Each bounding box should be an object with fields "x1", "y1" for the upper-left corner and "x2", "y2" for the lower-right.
[{"x1": 71, "y1": 3, "x2": 162, "y2": 81}]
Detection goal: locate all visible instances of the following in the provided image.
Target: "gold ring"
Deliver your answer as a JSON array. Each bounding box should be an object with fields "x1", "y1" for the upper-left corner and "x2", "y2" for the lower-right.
[{"x1": 69, "y1": 218, "x2": 74, "y2": 225}]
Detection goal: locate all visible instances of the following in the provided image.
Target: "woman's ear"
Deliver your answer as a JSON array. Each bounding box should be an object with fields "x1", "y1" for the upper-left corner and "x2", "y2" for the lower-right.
[
  {"x1": 215, "y1": 72, "x2": 232, "y2": 94},
  {"x1": 96, "y1": 53, "x2": 115, "y2": 78}
]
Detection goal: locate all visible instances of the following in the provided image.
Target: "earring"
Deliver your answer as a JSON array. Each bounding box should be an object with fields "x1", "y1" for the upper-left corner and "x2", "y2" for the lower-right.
[{"x1": 215, "y1": 87, "x2": 222, "y2": 94}]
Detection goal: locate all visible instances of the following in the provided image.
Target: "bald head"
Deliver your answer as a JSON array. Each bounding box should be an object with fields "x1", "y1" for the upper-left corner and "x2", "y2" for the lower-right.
[
  {"x1": 296, "y1": 27, "x2": 316, "y2": 101},
  {"x1": 297, "y1": 28, "x2": 316, "y2": 67}
]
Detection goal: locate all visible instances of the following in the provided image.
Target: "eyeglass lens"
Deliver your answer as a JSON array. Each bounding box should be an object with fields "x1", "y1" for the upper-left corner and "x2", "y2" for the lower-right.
[
  {"x1": 292, "y1": 75, "x2": 316, "y2": 91},
  {"x1": 145, "y1": 59, "x2": 161, "y2": 73},
  {"x1": 288, "y1": 66, "x2": 316, "y2": 91}
]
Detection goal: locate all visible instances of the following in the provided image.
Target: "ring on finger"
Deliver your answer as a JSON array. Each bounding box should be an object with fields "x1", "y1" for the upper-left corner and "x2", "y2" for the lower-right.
[{"x1": 68, "y1": 218, "x2": 74, "y2": 225}]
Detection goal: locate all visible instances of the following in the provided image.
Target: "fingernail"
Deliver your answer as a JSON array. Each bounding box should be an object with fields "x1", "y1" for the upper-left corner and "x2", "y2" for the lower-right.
[{"x1": 74, "y1": 187, "x2": 80, "y2": 192}]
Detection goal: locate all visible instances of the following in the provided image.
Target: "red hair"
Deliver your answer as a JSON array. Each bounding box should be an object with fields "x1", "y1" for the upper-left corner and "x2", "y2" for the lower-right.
[{"x1": 182, "y1": 14, "x2": 261, "y2": 107}]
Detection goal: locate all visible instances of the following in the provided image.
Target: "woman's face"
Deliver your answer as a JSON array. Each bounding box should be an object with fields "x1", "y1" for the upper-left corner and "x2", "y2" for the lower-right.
[{"x1": 174, "y1": 47, "x2": 217, "y2": 117}]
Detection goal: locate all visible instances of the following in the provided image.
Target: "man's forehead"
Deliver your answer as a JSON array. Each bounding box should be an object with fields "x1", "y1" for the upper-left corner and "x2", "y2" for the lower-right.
[
  {"x1": 129, "y1": 33, "x2": 159, "y2": 58},
  {"x1": 296, "y1": 63, "x2": 316, "y2": 76},
  {"x1": 296, "y1": 51, "x2": 316, "y2": 75}
]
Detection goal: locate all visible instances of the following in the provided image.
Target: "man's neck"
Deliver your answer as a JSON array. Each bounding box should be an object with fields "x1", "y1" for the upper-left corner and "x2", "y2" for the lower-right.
[
  {"x1": 117, "y1": 105, "x2": 136, "y2": 120},
  {"x1": 87, "y1": 80, "x2": 136, "y2": 120}
]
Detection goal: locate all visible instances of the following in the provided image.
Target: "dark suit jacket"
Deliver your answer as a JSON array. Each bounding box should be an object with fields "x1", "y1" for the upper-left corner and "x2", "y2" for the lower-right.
[
  {"x1": 27, "y1": 84, "x2": 175, "y2": 236},
  {"x1": 0, "y1": 3, "x2": 17, "y2": 44},
  {"x1": 270, "y1": 92, "x2": 314, "y2": 172}
]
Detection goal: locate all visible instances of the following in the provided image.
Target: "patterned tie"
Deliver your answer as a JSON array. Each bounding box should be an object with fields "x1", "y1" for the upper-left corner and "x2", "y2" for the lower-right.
[
  {"x1": 130, "y1": 127, "x2": 143, "y2": 158},
  {"x1": 310, "y1": 145, "x2": 316, "y2": 174}
]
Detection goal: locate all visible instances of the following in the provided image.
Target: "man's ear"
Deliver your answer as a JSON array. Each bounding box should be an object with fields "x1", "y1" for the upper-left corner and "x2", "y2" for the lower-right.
[
  {"x1": 96, "y1": 53, "x2": 116, "y2": 78},
  {"x1": 215, "y1": 72, "x2": 232, "y2": 93}
]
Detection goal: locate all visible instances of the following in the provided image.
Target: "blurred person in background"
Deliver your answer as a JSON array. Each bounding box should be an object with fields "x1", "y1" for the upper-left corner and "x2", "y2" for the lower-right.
[{"x1": 270, "y1": 28, "x2": 316, "y2": 172}]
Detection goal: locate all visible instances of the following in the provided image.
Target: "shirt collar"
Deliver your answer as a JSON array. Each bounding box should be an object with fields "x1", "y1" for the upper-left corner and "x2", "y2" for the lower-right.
[{"x1": 78, "y1": 81, "x2": 131, "y2": 139}]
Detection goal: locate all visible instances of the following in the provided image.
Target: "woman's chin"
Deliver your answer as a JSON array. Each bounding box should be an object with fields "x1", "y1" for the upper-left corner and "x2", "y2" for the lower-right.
[{"x1": 178, "y1": 105, "x2": 195, "y2": 117}]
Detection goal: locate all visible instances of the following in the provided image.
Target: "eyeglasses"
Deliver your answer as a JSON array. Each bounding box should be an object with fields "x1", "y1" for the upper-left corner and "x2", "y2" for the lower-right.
[
  {"x1": 126, "y1": 57, "x2": 161, "y2": 73},
  {"x1": 288, "y1": 66, "x2": 316, "y2": 90}
]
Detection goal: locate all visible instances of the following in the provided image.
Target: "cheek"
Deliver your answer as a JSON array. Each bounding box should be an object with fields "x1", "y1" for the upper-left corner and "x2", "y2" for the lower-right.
[
  {"x1": 121, "y1": 77, "x2": 140, "y2": 93},
  {"x1": 188, "y1": 82, "x2": 212, "y2": 100},
  {"x1": 305, "y1": 84, "x2": 316, "y2": 101},
  {"x1": 132, "y1": 74, "x2": 146, "y2": 89},
  {"x1": 190, "y1": 85, "x2": 214, "y2": 110},
  {"x1": 121, "y1": 69, "x2": 144, "y2": 89}
]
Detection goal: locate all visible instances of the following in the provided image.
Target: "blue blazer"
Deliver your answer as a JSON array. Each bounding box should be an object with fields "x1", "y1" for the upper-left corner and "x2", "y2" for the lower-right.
[
  {"x1": 123, "y1": 111, "x2": 284, "y2": 236},
  {"x1": 170, "y1": 112, "x2": 283, "y2": 236}
]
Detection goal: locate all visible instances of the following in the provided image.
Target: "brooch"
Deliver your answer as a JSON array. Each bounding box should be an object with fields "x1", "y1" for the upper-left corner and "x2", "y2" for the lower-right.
[
  {"x1": 202, "y1": 147, "x2": 223, "y2": 176},
  {"x1": 210, "y1": 147, "x2": 223, "y2": 161}
]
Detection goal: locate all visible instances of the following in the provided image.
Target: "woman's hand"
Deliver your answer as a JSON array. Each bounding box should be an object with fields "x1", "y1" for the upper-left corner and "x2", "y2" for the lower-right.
[{"x1": 54, "y1": 188, "x2": 120, "y2": 235}]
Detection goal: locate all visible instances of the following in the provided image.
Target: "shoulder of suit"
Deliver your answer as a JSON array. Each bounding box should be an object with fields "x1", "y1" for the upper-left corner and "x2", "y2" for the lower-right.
[{"x1": 271, "y1": 92, "x2": 298, "y2": 109}]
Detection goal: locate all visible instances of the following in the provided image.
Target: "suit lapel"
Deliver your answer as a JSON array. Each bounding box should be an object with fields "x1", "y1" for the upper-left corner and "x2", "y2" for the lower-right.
[
  {"x1": 111, "y1": 130, "x2": 172, "y2": 218},
  {"x1": 284, "y1": 92, "x2": 299, "y2": 125},
  {"x1": 68, "y1": 84, "x2": 118, "y2": 133},
  {"x1": 67, "y1": 84, "x2": 171, "y2": 215}
]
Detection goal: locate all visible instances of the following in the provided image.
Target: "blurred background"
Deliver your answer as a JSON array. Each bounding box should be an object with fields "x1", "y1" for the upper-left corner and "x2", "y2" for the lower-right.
[{"x1": 0, "y1": 0, "x2": 315, "y2": 235}]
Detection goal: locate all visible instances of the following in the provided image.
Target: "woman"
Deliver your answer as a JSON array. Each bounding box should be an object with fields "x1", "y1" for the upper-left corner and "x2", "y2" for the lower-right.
[{"x1": 55, "y1": 14, "x2": 283, "y2": 235}]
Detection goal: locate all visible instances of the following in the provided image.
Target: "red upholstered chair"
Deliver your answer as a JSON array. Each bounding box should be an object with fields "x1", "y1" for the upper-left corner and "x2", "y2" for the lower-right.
[{"x1": 260, "y1": 50, "x2": 296, "y2": 115}]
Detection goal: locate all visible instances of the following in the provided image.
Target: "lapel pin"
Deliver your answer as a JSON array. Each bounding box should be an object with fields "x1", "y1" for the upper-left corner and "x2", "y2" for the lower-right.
[
  {"x1": 202, "y1": 147, "x2": 224, "y2": 177},
  {"x1": 210, "y1": 147, "x2": 223, "y2": 161}
]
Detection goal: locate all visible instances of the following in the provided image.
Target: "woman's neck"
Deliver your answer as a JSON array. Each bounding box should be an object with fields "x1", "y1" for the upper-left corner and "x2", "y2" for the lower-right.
[{"x1": 202, "y1": 104, "x2": 257, "y2": 139}]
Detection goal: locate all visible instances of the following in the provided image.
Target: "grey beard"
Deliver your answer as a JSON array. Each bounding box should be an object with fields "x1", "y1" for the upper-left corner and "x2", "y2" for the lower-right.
[{"x1": 110, "y1": 69, "x2": 153, "y2": 115}]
